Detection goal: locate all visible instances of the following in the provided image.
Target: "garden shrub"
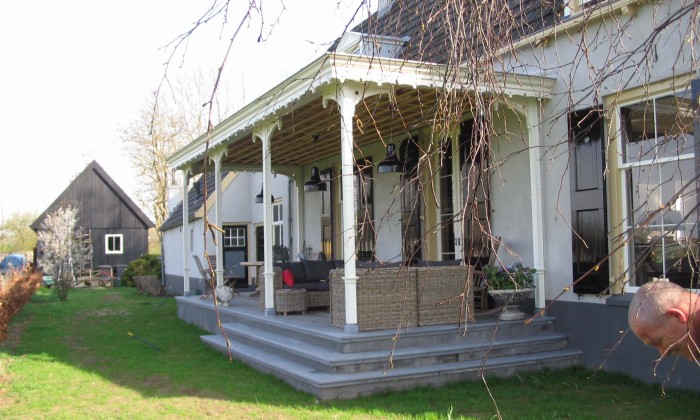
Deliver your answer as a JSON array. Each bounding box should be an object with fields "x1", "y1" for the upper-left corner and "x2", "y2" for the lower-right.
[
  {"x1": 120, "y1": 255, "x2": 162, "y2": 287},
  {"x1": 0, "y1": 270, "x2": 42, "y2": 342}
]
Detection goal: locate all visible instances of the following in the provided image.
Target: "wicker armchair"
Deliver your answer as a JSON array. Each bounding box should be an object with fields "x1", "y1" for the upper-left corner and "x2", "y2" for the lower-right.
[
  {"x1": 330, "y1": 264, "x2": 473, "y2": 331},
  {"x1": 416, "y1": 265, "x2": 474, "y2": 325},
  {"x1": 330, "y1": 267, "x2": 418, "y2": 331}
]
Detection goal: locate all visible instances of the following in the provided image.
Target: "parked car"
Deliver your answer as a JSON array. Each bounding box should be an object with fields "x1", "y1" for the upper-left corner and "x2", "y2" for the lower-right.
[{"x1": 0, "y1": 254, "x2": 26, "y2": 275}]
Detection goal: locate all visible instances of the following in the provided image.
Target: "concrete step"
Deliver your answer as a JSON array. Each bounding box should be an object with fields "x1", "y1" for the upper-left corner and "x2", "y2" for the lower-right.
[
  {"x1": 216, "y1": 321, "x2": 570, "y2": 374},
  {"x1": 201, "y1": 334, "x2": 581, "y2": 400}
]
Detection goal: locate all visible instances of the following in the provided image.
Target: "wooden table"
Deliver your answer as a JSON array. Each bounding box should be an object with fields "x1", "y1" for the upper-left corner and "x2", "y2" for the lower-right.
[{"x1": 240, "y1": 261, "x2": 264, "y2": 296}]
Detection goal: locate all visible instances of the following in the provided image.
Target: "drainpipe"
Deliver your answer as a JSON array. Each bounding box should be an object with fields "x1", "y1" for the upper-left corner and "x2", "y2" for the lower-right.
[
  {"x1": 525, "y1": 99, "x2": 546, "y2": 310},
  {"x1": 181, "y1": 166, "x2": 191, "y2": 296}
]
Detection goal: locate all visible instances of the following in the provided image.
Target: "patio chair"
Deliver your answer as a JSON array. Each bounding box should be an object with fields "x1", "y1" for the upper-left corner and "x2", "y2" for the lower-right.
[{"x1": 193, "y1": 255, "x2": 216, "y2": 296}]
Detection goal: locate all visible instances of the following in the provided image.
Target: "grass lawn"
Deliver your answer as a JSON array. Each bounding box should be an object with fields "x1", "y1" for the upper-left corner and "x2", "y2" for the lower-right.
[{"x1": 1, "y1": 287, "x2": 698, "y2": 419}]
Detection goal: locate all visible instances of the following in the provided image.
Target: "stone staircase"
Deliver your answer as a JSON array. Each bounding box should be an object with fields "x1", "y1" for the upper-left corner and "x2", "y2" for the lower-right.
[{"x1": 189, "y1": 295, "x2": 581, "y2": 400}]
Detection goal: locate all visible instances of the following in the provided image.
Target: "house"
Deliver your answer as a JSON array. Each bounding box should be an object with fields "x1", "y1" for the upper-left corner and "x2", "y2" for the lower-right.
[
  {"x1": 160, "y1": 170, "x2": 292, "y2": 295},
  {"x1": 31, "y1": 160, "x2": 154, "y2": 276},
  {"x1": 167, "y1": 0, "x2": 700, "y2": 397}
]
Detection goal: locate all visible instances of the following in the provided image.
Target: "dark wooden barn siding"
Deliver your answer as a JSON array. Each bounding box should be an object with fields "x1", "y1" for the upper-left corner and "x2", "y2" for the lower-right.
[
  {"x1": 65, "y1": 169, "x2": 149, "y2": 229},
  {"x1": 33, "y1": 162, "x2": 153, "y2": 271},
  {"x1": 90, "y1": 227, "x2": 149, "y2": 267}
]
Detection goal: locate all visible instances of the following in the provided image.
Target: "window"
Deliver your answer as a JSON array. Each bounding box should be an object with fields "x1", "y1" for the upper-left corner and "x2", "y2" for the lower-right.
[
  {"x1": 355, "y1": 159, "x2": 374, "y2": 261},
  {"x1": 320, "y1": 169, "x2": 334, "y2": 259},
  {"x1": 439, "y1": 138, "x2": 456, "y2": 261},
  {"x1": 223, "y1": 227, "x2": 246, "y2": 248},
  {"x1": 272, "y1": 201, "x2": 284, "y2": 247},
  {"x1": 619, "y1": 88, "x2": 697, "y2": 287},
  {"x1": 105, "y1": 234, "x2": 123, "y2": 254},
  {"x1": 564, "y1": 0, "x2": 604, "y2": 17}
]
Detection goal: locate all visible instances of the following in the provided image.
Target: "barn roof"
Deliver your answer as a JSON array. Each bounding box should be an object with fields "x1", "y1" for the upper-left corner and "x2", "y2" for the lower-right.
[{"x1": 31, "y1": 160, "x2": 154, "y2": 231}]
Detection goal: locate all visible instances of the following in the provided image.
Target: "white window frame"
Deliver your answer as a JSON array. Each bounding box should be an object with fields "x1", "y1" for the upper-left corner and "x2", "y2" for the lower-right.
[
  {"x1": 223, "y1": 226, "x2": 246, "y2": 248},
  {"x1": 616, "y1": 87, "x2": 696, "y2": 290},
  {"x1": 105, "y1": 234, "x2": 124, "y2": 255}
]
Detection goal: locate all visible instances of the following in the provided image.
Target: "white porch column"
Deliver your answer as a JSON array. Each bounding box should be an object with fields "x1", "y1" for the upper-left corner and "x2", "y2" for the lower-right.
[
  {"x1": 525, "y1": 99, "x2": 547, "y2": 309},
  {"x1": 181, "y1": 166, "x2": 191, "y2": 296},
  {"x1": 324, "y1": 82, "x2": 386, "y2": 333},
  {"x1": 253, "y1": 119, "x2": 281, "y2": 315},
  {"x1": 210, "y1": 146, "x2": 227, "y2": 288},
  {"x1": 291, "y1": 168, "x2": 304, "y2": 259},
  {"x1": 323, "y1": 83, "x2": 361, "y2": 332}
]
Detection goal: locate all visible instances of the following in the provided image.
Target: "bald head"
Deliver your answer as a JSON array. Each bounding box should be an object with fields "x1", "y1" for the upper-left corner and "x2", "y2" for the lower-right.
[{"x1": 628, "y1": 281, "x2": 700, "y2": 361}]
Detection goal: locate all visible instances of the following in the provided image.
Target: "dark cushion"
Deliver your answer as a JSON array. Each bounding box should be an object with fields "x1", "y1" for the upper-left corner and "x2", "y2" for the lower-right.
[
  {"x1": 294, "y1": 281, "x2": 330, "y2": 292},
  {"x1": 357, "y1": 260, "x2": 403, "y2": 269},
  {"x1": 302, "y1": 260, "x2": 336, "y2": 282},
  {"x1": 418, "y1": 259, "x2": 464, "y2": 267}
]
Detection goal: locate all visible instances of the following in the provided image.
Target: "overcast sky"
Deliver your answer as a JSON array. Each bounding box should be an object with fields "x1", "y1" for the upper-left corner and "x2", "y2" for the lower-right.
[{"x1": 0, "y1": 0, "x2": 365, "y2": 220}]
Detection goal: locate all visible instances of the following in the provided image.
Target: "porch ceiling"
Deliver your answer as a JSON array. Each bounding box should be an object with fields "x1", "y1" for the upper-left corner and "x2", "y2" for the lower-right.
[
  {"x1": 168, "y1": 53, "x2": 556, "y2": 173},
  {"x1": 219, "y1": 87, "x2": 442, "y2": 169}
]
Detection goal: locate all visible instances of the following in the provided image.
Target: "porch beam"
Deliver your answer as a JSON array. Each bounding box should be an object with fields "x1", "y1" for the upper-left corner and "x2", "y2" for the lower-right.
[
  {"x1": 181, "y1": 166, "x2": 191, "y2": 296},
  {"x1": 253, "y1": 119, "x2": 281, "y2": 315},
  {"x1": 209, "y1": 146, "x2": 228, "y2": 288}
]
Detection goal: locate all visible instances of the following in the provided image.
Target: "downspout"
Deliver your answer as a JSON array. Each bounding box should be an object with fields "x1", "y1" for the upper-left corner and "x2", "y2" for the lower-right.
[{"x1": 288, "y1": 178, "x2": 293, "y2": 253}]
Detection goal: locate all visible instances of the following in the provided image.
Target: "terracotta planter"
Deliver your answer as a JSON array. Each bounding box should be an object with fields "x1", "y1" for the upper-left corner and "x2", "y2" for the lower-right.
[{"x1": 487, "y1": 288, "x2": 534, "y2": 321}]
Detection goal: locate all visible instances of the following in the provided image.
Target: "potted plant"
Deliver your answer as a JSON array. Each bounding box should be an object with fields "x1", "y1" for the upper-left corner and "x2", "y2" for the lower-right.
[{"x1": 483, "y1": 263, "x2": 536, "y2": 320}]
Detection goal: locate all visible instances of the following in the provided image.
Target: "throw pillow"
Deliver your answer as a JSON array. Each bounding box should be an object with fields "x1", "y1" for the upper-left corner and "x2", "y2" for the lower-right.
[{"x1": 282, "y1": 269, "x2": 295, "y2": 288}]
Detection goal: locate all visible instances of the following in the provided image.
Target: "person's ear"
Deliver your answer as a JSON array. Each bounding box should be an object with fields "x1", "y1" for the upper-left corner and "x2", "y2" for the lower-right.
[{"x1": 666, "y1": 307, "x2": 688, "y2": 323}]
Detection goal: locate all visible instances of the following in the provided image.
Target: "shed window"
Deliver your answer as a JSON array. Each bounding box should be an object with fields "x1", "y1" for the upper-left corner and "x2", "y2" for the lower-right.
[{"x1": 105, "y1": 234, "x2": 124, "y2": 254}]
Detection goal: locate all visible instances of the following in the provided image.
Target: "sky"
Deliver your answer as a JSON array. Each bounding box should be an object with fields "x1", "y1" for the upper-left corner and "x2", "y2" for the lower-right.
[{"x1": 0, "y1": 0, "x2": 366, "y2": 221}]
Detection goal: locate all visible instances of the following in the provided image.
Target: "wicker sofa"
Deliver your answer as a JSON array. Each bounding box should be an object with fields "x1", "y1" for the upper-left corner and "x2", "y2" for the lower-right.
[
  {"x1": 259, "y1": 259, "x2": 339, "y2": 310},
  {"x1": 330, "y1": 264, "x2": 474, "y2": 331}
]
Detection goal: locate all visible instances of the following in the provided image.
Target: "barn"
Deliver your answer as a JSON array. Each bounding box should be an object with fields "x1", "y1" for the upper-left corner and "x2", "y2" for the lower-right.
[{"x1": 31, "y1": 160, "x2": 154, "y2": 276}]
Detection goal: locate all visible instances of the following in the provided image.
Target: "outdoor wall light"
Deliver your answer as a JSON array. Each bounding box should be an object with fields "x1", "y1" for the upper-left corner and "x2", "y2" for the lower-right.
[
  {"x1": 377, "y1": 143, "x2": 403, "y2": 174},
  {"x1": 304, "y1": 134, "x2": 327, "y2": 192},
  {"x1": 255, "y1": 185, "x2": 274, "y2": 203},
  {"x1": 304, "y1": 166, "x2": 327, "y2": 192}
]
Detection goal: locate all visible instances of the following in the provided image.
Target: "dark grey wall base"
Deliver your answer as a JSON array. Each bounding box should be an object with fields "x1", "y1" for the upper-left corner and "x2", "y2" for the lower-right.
[
  {"x1": 164, "y1": 274, "x2": 207, "y2": 297},
  {"x1": 547, "y1": 296, "x2": 700, "y2": 392}
]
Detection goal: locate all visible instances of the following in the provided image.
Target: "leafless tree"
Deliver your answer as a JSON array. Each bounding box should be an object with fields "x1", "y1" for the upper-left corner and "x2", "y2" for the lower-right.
[{"x1": 120, "y1": 72, "x2": 235, "y2": 243}]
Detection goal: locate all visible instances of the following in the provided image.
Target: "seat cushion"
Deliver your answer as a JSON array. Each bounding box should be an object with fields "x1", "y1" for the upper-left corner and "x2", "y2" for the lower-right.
[
  {"x1": 294, "y1": 281, "x2": 329, "y2": 292},
  {"x1": 302, "y1": 260, "x2": 336, "y2": 282}
]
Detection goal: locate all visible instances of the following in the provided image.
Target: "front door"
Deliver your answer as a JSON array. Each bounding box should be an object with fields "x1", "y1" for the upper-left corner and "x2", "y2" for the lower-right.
[
  {"x1": 223, "y1": 225, "x2": 248, "y2": 288},
  {"x1": 569, "y1": 109, "x2": 609, "y2": 294}
]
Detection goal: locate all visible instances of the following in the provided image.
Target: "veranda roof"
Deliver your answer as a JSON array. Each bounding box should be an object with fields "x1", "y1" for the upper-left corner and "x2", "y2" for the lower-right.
[{"x1": 168, "y1": 52, "x2": 555, "y2": 173}]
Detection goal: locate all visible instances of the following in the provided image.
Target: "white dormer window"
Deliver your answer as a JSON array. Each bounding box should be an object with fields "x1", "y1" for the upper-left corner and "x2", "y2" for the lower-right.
[
  {"x1": 336, "y1": 31, "x2": 409, "y2": 59},
  {"x1": 564, "y1": 0, "x2": 602, "y2": 17}
]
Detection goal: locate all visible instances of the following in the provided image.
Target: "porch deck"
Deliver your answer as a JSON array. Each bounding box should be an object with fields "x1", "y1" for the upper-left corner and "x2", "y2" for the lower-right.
[{"x1": 177, "y1": 293, "x2": 581, "y2": 400}]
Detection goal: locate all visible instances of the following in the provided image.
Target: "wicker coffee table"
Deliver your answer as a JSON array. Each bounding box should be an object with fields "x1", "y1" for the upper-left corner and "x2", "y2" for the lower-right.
[{"x1": 275, "y1": 289, "x2": 307, "y2": 316}]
